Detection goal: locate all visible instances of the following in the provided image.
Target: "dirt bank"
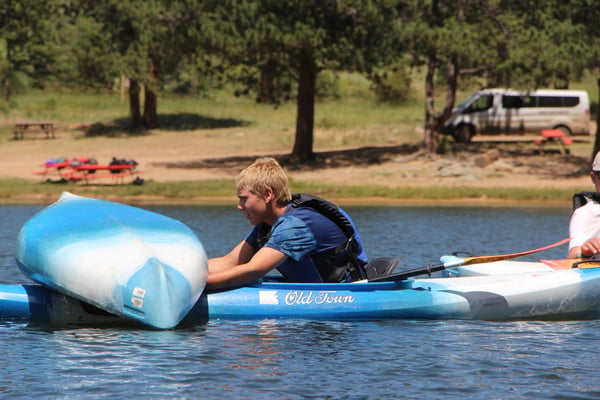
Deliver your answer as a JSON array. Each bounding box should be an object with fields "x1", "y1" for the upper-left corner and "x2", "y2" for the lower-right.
[{"x1": 1, "y1": 127, "x2": 596, "y2": 198}]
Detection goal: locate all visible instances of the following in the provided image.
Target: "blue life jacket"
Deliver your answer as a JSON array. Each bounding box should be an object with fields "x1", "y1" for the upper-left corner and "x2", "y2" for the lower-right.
[{"x1": 256, "y1": 194, "x2": 367, "y2": 282}]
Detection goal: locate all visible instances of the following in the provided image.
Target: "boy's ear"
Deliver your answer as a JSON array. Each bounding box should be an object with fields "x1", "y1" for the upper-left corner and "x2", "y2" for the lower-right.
[{"x1": 263, "y1": 187, "x2": 275, "y2": 203}]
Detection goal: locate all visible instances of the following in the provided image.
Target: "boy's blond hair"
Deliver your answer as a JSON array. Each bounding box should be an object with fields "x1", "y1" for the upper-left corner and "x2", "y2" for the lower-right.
[{"x1": 236, "y1": 157, "x2": 292, "y2": 206}]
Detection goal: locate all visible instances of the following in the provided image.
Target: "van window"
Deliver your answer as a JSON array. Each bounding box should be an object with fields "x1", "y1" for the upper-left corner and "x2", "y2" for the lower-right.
[
  {"x1": 521, "y1": 96, "x2": 536, "y2": 107},
  {"x1": 467, "y1": 95, "x2": 493, "y2": 112},
  {"x1": 537, "y1": 96, "x2": 579, "y2": 107},
  {"x1": 502, "y1": 95, "x2": 523, "y2": 109},
  {"x1": 501, "y1": 94, "x2": 581, "y2": 108}
]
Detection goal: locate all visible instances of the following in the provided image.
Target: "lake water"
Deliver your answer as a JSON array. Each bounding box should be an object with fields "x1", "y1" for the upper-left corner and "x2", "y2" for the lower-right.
[{"x1": 2, "y1": 202, "x2": 600, "y2": 399}]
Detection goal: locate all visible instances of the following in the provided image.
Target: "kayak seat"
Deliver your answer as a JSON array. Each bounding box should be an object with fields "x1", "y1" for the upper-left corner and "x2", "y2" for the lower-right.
[
  {"x1": 365, "y1": 257, "x2": 400, "y2": 280},
  {"x1": 263, "y1": 258, "x2": 400, "y2": 282}
]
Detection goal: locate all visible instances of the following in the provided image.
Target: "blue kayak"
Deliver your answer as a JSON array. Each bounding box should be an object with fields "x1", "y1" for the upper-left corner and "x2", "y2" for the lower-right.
[{"x1": 2, "y1": 260, "x2": 600, "y2": 327}]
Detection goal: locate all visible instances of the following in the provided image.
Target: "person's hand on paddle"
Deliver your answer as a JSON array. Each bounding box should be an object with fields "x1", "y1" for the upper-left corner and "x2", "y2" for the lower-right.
[{"x1": 580, "y1": 237, "x2": 600, "y2": 258}]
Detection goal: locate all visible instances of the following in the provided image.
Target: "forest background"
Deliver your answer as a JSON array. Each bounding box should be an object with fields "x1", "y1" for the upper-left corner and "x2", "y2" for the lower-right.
[{"x1": 0, "y1": 0, "x2": 599, "y2": 205}]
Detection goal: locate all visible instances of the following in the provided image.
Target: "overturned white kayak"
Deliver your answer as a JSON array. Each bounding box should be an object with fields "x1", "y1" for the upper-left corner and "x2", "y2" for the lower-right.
[{"x1": 15, "y1": 192, "x2": 208, "y2": 329}]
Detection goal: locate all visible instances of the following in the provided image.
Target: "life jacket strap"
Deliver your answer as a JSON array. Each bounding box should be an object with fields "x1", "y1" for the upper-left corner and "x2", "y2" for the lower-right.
[{"x1": 572, "y1": 191, "x2": 600, "y2": 210}]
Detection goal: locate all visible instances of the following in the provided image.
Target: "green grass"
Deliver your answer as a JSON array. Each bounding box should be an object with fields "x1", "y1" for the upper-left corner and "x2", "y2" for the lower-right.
[
  {"x1": 2, "y1": 70, "x2": 596, "y2": 137},
  {"x1": 0, "y1": 177, "x2": 576, "y2": 206}
]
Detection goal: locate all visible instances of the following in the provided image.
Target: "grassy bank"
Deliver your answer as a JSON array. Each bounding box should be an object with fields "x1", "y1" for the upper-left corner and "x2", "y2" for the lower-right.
[
  {"x1": 0, "y1": 177, "x2": 576, "y2": 207},
  {"x1": 1, "y1": 72, "x2": 424, "y2": 147},
  {"x1": 4, "y1": 71, "x2": 594, "y2": 147}
]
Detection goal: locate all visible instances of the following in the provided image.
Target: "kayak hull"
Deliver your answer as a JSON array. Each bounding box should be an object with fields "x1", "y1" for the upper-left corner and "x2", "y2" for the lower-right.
[
  {"x1": 15, "y1": 192, "x2": 208, "y2": 329},
  {"x1": 189, "y1": 267, "x2": 600, "y2": 321},
  {"x1": 3, "y1": 263, "x2": 600, "y2": 327}
]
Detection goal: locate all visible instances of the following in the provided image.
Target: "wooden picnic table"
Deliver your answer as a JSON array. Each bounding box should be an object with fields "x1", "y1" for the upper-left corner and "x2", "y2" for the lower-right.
[
  {"x1": 13, "y1": 121, "x2": 56, "y2": 139},
  {"x1": 533, "y1": 129, "x2": 573, "y2": 155},
  {"x1": 34, "y1": 160, "x2": 141, "y2": 185},
  {"x1": 70, "y1": 164, "x2": 140, "y2": 184}
]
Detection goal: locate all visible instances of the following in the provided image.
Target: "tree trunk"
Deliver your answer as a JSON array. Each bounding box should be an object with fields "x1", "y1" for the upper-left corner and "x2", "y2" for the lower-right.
[
  {"x1": 143, "y1": 60, "x2": 160, "y2": 129},
  {"x1": 292, "y1": 50, "x2": 316, "y2": 161},
  {"x1": 3, "y1": 45, "x2": 12, "y2": 102},
  {"x1": 422, "y1": 2, "x2": 462, "y2": 154},
  {"x1": 3, "y1": 67, "x2": 11, "y2": 102},
  {"x1": 258, "y1": 60, "x2": 277, "y2": 104},
  {"x1": 423, "y1": 55, "x2": 457, "y2": 153},
  {"x1": 143, "y1": 88, "x2": 159, "y2": 129},
  {"x1": 129, "y1": 79, "x2": 144, "y2": 131},
  {"x1": 423, "y1": 59, "x2": 438, "y2": 153}
]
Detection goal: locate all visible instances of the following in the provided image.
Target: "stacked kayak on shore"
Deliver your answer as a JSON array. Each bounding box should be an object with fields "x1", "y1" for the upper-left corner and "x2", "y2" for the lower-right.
[{"x1": 2, "y1": 192, "x2": 600, "y2": 328}]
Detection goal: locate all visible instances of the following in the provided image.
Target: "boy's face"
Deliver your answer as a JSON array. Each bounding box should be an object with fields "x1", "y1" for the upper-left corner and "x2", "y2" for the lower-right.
[{"x1": 237, "y1": 186, "x2": 268, "y2": 226}]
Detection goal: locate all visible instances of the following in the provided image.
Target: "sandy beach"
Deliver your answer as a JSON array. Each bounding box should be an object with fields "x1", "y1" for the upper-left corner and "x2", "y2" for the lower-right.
[{"x1": 1, "y1": 124, "x2": 596, "y2": 204}]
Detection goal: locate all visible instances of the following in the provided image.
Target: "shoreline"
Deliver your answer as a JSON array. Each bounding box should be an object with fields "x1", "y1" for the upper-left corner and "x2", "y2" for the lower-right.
[
  {"x1": 0, "y1": 126, "x2": 594, "y2": 209},
  {"x1": 0, "y1": 192, "x2": 572, "y2": 209}
]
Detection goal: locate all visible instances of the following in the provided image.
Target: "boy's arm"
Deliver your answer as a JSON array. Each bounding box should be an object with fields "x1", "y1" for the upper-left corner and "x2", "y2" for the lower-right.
[{"x1": 207, "y1": 246, "x2": 287, "y2": 290}]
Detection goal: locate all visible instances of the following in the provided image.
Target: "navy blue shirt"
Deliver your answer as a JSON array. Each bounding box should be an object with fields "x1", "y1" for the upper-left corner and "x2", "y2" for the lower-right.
[{"x1": 245, "y1": 205, "x2": 367, "y2": 282}]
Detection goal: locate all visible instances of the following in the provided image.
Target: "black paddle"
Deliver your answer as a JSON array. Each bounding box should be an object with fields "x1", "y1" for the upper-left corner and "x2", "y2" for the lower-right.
[{"x1": 369, "y1": 238, "x2": 571, "y2": 282}]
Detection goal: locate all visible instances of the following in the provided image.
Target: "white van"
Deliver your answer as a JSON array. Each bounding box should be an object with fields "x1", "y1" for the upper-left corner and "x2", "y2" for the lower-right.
[{"x1": 443, "y1": 88, "x2": 591, "y2": 143}]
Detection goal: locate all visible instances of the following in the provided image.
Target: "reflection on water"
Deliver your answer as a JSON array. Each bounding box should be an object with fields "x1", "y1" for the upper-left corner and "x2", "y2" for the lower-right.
[{"x1": 3, "y1": 202, "x2": 599, "y2": 400}]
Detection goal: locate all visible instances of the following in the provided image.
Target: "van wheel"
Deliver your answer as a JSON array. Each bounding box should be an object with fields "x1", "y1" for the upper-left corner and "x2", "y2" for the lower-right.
[{"x1": 454, "y1": 125, "x2": 473, "y2": 143}]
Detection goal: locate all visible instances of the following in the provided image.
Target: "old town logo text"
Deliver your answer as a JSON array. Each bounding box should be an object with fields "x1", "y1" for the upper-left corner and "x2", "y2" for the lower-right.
[{"x1": 285, "y1": 291, "x2": 355, "y2": 305}]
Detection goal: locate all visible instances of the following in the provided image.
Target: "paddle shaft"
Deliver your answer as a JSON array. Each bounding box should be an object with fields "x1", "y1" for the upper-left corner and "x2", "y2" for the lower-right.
[{"x1": 369, "y1": 237, "x2": 571, "y2": 282}]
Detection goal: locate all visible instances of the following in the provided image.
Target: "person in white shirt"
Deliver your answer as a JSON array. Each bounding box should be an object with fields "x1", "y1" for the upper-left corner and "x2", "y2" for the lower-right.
[{"x1": 568, "y1": 152, "x2": 600, "y2": 258}]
